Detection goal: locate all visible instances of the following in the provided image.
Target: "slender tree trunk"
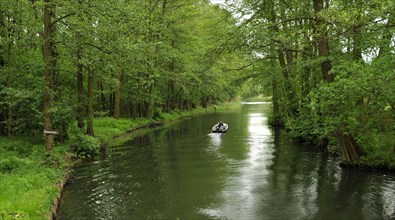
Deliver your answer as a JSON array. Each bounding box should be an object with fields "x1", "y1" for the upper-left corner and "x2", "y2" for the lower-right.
[
  {"x1": 271, "y1": 71, "x2": 280, "y2": 124},
  {"x1": 271, "y1": 59, "x2": 281, "y2": 127},
  {"x1": 76, "y1": 46, "x2": 85, "y2": 129},
  {"x1": 7, "y1": 37, "x2": 12, "y2": 137},
  {"x1": 167, "y1": 80, "x2": 175, "y2": 112},
  {"x1": 98, "y1": 80, "x2": 106, "y2": 112},
  {"x1": 130, "y1": 102, "x2": 138, "y2": 118},
  {"x1": 113, "y1": 72, "x2": 123, "y2": 119},
  {"x1": 51, "y1": 28, "x2": 59, "y2": 99},
  {"x1": 43, "y1": 0, "x2": 55, "y2": 151},
  {"x1": 278, "y1": 49, "x2": 288, "y2": 78},
  {"x1": 301, "y1": 39, "x2": 312, "y2": 104},
  {"x1": 109, "y1": 93, "x2": 114, "y2": 116},
  {"x1": 138, "y1": 103, "x2": 142, "y2": 117},
  {"x1": 86, "y1": 67, "x2": 94, "y2": 136},
  {"x1": 268, "y1": 0, "x2": 282, "y2": 126},
  {"x1": 286, "y1": 50, "x2": 294, "y2": 75},
  {"x1": 278, "y1": 48, "x2": 297, "y2": 114},
  {"x1": 286, "y1": 49, "x2": 298, "y2": 113},
  {"x1": 0, "y1": 12, "x2": 6, "y2": 135}
]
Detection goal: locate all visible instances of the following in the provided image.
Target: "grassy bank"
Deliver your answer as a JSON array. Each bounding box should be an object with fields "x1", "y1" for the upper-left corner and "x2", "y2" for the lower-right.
[
  {"x1": 0, "y1": 137, "x2": 71, "y2": 219},
  {"x1": 94, "y1": 102, "x2": 240, "y2": 143},
  {"x1": 0, "y1": 102, "x2": 240, "y2": 219}
]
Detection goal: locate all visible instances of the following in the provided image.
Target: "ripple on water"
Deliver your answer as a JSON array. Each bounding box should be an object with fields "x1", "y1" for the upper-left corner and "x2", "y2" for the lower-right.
[{"x1": 58, "y1": 104, "x2": 395, "y2": 220}]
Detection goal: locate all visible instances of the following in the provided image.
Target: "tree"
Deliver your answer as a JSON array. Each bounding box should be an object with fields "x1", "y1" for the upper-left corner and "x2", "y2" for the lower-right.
[
  {"x1": 42, "y1": 0, "x2": 56, "y2": 151},
  {"x1": 232, "y1": 0, "x2": 394, "y2": 166}
]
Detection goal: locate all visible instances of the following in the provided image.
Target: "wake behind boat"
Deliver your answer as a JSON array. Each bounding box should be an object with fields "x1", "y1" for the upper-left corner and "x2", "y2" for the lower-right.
[{"x1": 212, "y1": 121, "x2": 228, "y2": 133}]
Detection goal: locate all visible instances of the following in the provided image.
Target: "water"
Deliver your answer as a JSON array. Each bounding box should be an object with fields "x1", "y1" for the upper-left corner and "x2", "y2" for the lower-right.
[{"x1": 58, "y1": 103, "x2": 395, "y2": 220}]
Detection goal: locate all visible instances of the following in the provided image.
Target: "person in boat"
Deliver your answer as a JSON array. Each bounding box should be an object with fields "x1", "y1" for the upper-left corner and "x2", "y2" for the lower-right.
[{"x1": 217, "y1": 121, "x2": 224, "y2": 131}]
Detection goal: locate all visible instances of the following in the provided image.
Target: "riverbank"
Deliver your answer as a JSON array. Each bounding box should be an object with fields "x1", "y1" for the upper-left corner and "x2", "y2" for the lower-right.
[
  {"x1": 0, "y1": 137, "x2": 72, "y2": 219},
  {"x1": 0, "y1": 102, "x2": 239, "y2": 219},
  {"x1": 94, "y1": 102, "x2": 239, "y2": 143}
]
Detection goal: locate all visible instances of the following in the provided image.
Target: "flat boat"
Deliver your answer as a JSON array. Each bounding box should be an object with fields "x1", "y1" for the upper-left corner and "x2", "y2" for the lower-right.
[{"x1": 212, "y1": 123, "x2": 228, "y2": 133}]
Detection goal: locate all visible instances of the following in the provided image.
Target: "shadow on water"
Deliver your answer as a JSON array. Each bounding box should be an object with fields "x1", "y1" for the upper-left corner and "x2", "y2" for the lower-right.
[{"x1": 58, "y1": 103, "x2": 395, "y2": 220}]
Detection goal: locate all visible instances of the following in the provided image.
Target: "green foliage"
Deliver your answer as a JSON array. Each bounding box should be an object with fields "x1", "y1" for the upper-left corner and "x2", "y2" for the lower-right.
[
  {"x1": 233, "y1": 0, "x2": 395, "y2": 168},
  {"x1": 0, "y1": 156, "x2": 28, "y2": 173},
  {"x1": 0, "y1": 0, "x2": 243, "y2": 139},
  {"x1": 68, "y1": 130, "x2": 100, "y2": 159},
  {"x1": 0, "y1": 137, "x2": 70, "y2": 219},
  {"x1": 94, "y1": 117, "x2": 151, "y2": 142}
]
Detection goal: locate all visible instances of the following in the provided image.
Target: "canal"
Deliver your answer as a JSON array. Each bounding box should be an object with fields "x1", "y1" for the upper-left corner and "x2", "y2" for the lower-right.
[{"x1": 58, "y1": 102, "x2": 395, "y2": 220}]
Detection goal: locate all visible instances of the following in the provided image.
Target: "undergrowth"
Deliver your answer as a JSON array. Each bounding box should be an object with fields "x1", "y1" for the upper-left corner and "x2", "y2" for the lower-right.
[{"x1": 0, "y1": 137, "x2": 71, "y2": 219}]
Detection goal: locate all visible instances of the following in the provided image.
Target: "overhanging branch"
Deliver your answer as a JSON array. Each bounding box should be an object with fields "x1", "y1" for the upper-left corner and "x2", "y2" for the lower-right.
[{"x1": 51, "y1": 12, "x2": 76, "y2": 27}]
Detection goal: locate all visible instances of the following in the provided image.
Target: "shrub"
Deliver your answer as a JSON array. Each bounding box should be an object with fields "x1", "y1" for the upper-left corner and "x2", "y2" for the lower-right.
[
  {"x1": 0, "y1": 156, "x2": 27, "y2": 173},
  {"x1": 1, "y1": 141, "x2": 32, "y2": 157},
  {"x1": 68, "y1": 132, "x2": 100, "y2": 159}
]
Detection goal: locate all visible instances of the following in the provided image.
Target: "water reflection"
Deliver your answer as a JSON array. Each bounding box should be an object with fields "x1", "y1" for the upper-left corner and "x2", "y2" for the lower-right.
[
  {"x1": 201, "y1": 103, "x2": 275, "y2": 219},
  {"x1": 240, "y1": 101, "x2": 271, "y2": 105},
  {"x1": 208, "y1": 133, "x2": 223, "y2": 148},
  {"x1": 58, "y1": 103, "x2": 395, "y2": 220},
  {"x1": 382, "y1": 178, "x2": 395, "y2": 219}
]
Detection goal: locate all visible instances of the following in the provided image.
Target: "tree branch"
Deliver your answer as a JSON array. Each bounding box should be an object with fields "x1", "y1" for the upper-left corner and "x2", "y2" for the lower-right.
[
  {"x1": 51, "y1": 12, "x2": 76, "y2": 27},
  {"x1": 222, "y1": 64, "x2": 253, "y2": 72},
  {"x1": 84, "y1": 42, "x2": 114, "y2": 55}
]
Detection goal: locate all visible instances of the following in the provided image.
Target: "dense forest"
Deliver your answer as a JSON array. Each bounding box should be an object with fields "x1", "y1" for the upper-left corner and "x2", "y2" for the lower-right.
[
  {"x1": 1, "y1": 0, "x2": 394, "y2": 168},
  {"x1": 0, "y1": 0, "x2": 245, "y2": 150},
  {"x1": 0, "y1": 0, "x2": 394, "y2": 218}
]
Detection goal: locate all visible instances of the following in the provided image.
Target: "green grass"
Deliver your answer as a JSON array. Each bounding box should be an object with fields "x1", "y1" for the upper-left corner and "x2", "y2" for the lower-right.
[
  {"x1": 94, "y1": 117, "x2": 152, "y2": 142},
  {"x1": 0, "y1": 137, "x2": 71, "y2": 219}
]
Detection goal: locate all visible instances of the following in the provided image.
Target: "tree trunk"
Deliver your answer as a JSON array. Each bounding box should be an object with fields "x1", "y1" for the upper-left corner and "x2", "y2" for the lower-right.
[
  {"x1": 138, "y1": 103, "x2": 142, "y2": 117},
  {"x1": 7, "y1": 36, "x2": 12, "y2": 137},
  {"x1": 143, "y1": 101, "x2": 150, "y2": 117},
  {"x1": 76, "y1": 46, "x2": 85, "y2": 129},
  {"x1": 98, "y1": 80, "x2": 106, "y2": 112},
  {"x1": 109, "y1": 92, "x2": 114, "y2": 116},
  {"x1": 43, "y1": 0, "x2": 55, "y2": 151},
  {"x1": 0, "y1": 12, "x2": 4, "y2": 135},
  {"x1": 278, "y1": 48, "x2": 297, "y2": 115},
  {"x1": 113, "y1": 72, "x2": 123, "y2": 119},
  {"x1": 313, "y1": 0, "x2": 362, "y2": 161},
  {"x1": 286, "y1": 49, "x2": 295, "y2": 76},
  {"x1": 268, "y1": 0, "x2": 283, "y2": 127},
  {"x1": 86, "y1": 67, "x2": 94, "y2": 136},
  {"x1": 278, "y1": 49, "x2": 288, "y2": 79},
  {"x1": 301, "y1": 43, "x2": 312, "y2": 104},
  {"x1": 167, "y1": 80, "x2": 175, "y2": 112},
  {"x1": 271, "y1": 59, "x2": 281, "y2": 127},
  {"x1": 313, "y1": 0, "x2": 333, "y2": 83},
  {"x1": 336, "y1": 130, "x2": 363, "y2": 162}
]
